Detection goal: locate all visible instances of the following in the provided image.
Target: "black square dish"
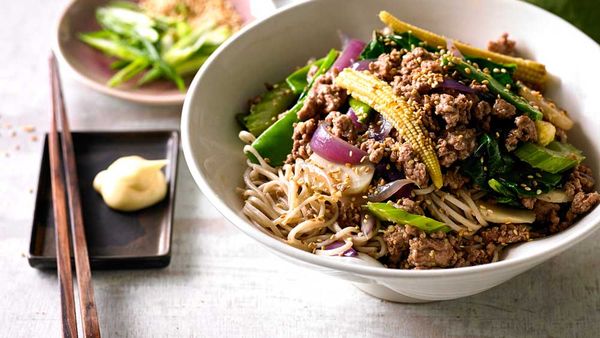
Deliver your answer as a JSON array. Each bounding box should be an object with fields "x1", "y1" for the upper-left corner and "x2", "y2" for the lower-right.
[{"x1": 28, "y1": 131, "x2": 179, "y2": 269}]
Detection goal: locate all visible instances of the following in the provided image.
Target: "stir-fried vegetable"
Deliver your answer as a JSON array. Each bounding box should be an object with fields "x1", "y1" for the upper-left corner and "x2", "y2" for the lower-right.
[
  {"x1": 535, "y1": 120, "x2": 556, "y2": 146},
  {"x1": 445, "y1": 56, "x2": 543, "y2": 121},
  {"x1": 247, "y1": 49, "x2": 339, "y2": 165},
  {"x1": 79, "y1": 2, "x2": 233, "y2": 90},
  {"x1": 309, "y1": 124, "x2": 367, "y2": 164},
  {"x1": 308, "y1": 154, "x2": 374, "y2": 195},
  {"x1": 359, "y1": 31, "x2": 435, "y2": 59},
  {"x1": 515, "y1": 141, "x2": 585, "y2": 174},
  {"x1": 335, "y1": 68, "x2": 444, "y2": 188},
  {"x1": 478, "y1": 202, "x2": 535, "y2": 224},
  {"x1": 367, "y1": 179, "x2": 416, "y2": 202},
  {"x1": 536, "y1": 189, "x2": 572, "y2": 203},
  {"x1": 464, "y1": 56, "x2": 517, "y2": 88},
  {"x1": 367, "y1": 202, "x2": 451, "y2": 233},
  {"x1": 241, "y1": 82, "x2": 297, "y2": 136},
  {"x1": 332, "y1": 39, "x2": 366, "y2": 71},
  {"x1": 348, "y1": 97, "x2": 371, "y2": 123},
  {"x1": 378, "y1": 10, "x2": 547, "y2": 86},
  {"x1": 518, "y1": 82, "x2": 574, "y2": 130},
  {"x1": 285, "y1": 58, "x2": 325, "y2": 95},
  {"x1": 461, "y1": 134, "x2": 564, "y2": 205}
]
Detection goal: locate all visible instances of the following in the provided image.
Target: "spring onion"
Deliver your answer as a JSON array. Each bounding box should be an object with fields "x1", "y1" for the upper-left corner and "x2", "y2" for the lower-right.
[{"x1": 367, "y1": 202, "x2": 451, "y2": 233}]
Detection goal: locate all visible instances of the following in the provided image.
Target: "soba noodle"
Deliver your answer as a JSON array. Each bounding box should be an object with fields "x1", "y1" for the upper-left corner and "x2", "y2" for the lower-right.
[{"x1": 240, "y1": 132, "x2": 386, "y2": 258}]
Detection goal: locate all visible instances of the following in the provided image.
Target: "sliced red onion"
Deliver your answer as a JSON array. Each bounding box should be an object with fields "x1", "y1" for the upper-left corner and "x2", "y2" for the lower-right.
[
  {"x1": 367, "y1": 179, "x2": 417, "y2": 202},
  {"x1": 368, "y1": 114, "x2": 392, "y2": 141},
  {"x1": 325, "y1": 241, "x2": 359, "y2": 257},
  {"x1": 360, "y1": 211, "x2": 376, "y2": 236},
  {"x1": 438, "y1": 78, "x2": 475, "y2": 94},
  {"x1": 332, "y1": 39, "x2": 366, "y2": 72},
  {"x1": 310, "y1": 124, "x2": 367, "y2": 165},
  {"x1": 446, "y1": 39, "x2": 464, "y2": 58},
  {"x1": 351, "y1": 59, "x2": 374, "y2": 71},
  {"x1": 347, "y1": 108, "x2": 366, "y2": 130}
]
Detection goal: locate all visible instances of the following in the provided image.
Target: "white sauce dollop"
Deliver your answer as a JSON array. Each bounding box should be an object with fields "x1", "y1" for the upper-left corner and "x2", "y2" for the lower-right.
[{"x1": 93, "y1": 156, "x2": 168, "y2": 212}]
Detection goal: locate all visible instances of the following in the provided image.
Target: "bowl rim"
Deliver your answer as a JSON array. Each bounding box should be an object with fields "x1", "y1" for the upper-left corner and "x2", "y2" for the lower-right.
[
  {"x1": 53, "y1": 0, "x2": 187, "y2": 106},
  {"x1": 182, "y1": 0, "x2": 600, "y2": 278}
]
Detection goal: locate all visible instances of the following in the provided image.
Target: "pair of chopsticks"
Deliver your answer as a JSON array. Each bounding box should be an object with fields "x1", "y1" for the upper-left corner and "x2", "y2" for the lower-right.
[{"x1": 49, "y1": 53, "x2": 101, "y2": 338}]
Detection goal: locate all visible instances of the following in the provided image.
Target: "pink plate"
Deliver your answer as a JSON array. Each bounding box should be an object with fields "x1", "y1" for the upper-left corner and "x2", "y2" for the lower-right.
[{"x1": 54, "y1": 0, "x2": 258, "y2": 105}]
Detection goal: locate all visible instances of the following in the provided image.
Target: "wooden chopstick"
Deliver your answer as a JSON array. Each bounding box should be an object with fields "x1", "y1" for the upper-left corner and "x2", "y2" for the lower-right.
[
  {"x1": 49, "y1": 53, "x2": 102, "y2": 338},
  {"x1": 49, "y1": 54, "x2": 78, "y2": 338}
]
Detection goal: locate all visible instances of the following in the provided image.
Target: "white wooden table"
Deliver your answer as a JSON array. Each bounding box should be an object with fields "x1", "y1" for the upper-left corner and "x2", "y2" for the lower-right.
[{"x1": 1, "y1": 1, "x2": 599, "y2": 337}]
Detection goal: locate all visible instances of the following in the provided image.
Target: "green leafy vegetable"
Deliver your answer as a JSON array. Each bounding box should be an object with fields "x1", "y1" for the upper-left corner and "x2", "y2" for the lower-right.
[
  {"x1": 359, "y1": 32, "x2": 435, "y2": 60},
  {"x1": 514, "y1": 141, "x2": 585, "y2": 174},
  {"x1": 461, "y1": 134, "x2": 564, "y2": 204},
  {"x1": 367, "y1": 202, "x2": 451, "y2": 233}
]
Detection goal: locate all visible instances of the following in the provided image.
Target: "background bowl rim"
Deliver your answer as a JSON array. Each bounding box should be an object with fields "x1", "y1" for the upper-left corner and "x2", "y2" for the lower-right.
[{"x1": 182, "y1": 0, "x2": 600, "y2": 278}]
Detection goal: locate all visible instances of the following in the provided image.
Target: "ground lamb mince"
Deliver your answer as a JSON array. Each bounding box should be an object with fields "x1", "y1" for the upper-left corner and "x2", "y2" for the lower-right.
[
  {"x1": 297, "y1": 71, "x2": 347, "y2": 121},
  {"x1": 487, "y1": 33, "x2": 517, "y2": 56},
  {"x1": 505, "y1": 115, "x2": 538, "y2": 151}
]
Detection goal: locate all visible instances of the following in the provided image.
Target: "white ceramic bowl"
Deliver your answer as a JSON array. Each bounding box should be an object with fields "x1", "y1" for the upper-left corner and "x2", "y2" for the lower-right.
[{"x1": 182, "y1": 0, "x2": 600, "y2": 302}]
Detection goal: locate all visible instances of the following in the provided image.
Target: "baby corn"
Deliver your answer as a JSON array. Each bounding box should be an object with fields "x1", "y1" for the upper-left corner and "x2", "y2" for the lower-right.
[
  {"x1": 335, "y1": 68, "x2": 443, "y2": 188},
  {"x1": 518, "y1": 82, "x2": 574, "y2": 130},
  {"x1": 379, "y1": 11, "x2": 547, "y2": 87}
]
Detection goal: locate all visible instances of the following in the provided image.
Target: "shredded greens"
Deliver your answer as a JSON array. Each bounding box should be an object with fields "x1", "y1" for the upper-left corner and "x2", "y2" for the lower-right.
[
  {"x1": 360, "y1": 32, "x2": 434, "y2": 59},
  {"x1": 461, "y1": 134, "x2": 564, "y2": 205}
]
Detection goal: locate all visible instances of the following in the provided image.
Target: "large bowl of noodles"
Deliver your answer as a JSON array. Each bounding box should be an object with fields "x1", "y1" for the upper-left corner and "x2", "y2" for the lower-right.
[{"x1": 182, "y1": 0, "x2": 600, "y2": 302}]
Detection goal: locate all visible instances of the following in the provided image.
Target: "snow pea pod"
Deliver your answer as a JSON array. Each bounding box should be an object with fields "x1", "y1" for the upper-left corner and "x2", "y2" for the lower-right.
[
  {"x1": 247, "y1": 49, "x2": 339, "y2": 165},
  {"x1": 445, "y1": 56, "x2": 543, "y2": 121},
  {"x1": 285, "y1": 57, "x2": 325, "y2": 95}
]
